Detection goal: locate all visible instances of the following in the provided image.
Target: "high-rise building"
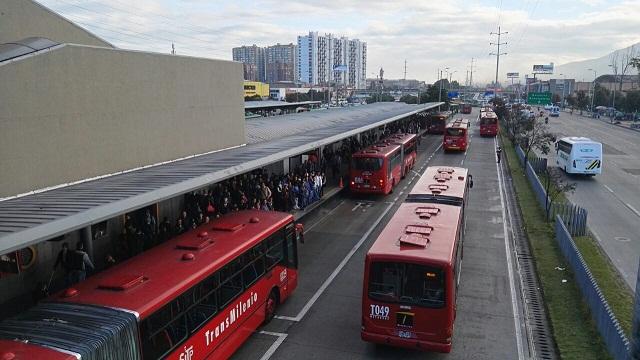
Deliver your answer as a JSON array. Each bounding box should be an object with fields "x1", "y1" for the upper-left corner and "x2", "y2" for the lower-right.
[
  {"x1": 232, "y1": 45, "x2": 265, "y2": 82},
  {"x1": 265, "y1": 43, "x2": 297, "y2": 84},
  {"x1": 297, "y1": 32, "x2": 367, "y2": 89}
]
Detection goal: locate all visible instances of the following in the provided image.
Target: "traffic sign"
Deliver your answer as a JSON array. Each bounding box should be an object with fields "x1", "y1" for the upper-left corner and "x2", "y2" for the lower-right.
[{"x1": 527, "y1": 92, "x2": 552, "y2": 105}]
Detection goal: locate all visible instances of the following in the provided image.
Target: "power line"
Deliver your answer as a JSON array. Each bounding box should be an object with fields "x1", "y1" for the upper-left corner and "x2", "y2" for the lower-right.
[{"x1": 490, "y1": 26, "x2": 508, "y2": 86}]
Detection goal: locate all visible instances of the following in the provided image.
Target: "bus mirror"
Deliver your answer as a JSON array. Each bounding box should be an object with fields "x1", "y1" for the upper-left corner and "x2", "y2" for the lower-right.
[{"x1": 468, "y1": 175, "x2": 474, "y2": 189}]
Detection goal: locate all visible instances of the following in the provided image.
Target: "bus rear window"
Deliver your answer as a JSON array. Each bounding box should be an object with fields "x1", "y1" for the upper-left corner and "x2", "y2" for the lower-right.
[
  {"x1": 446, "y1": 128, "x2": 465, "y2": 137},
  {"x1": 353, "y1": 157, "x2": 383, "y2": 171},
  {"x1": 368, "y1": 262, "x2": 445, "y2": 308}
]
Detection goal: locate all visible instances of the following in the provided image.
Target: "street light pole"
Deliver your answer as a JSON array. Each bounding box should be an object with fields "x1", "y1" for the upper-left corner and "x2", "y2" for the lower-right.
[
  {"x1": 559, "y1": 73, "x2": 566, "y2": 109},
  {"x1": 588, "y1": 68, "x2": 597, "y2": 117},
  {"x1": 608, "y1": 64, "x2": 616, "y2": 116}
]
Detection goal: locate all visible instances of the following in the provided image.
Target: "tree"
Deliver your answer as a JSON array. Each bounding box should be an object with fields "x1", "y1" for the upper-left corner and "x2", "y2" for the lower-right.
[
  {"x1": 576, "y1": 90, "x2": 589, "y2": 111},
  {"x1": 366, "y1": 94, "x2": 395, "y2": 103},
  {"x1": 516, "y1": 119, "x2": 556, "y2": 170},
  {"x1": 400, "y1": 94, "x2": 417, "y2": 104},
  {"x1": 593, "y1": 83, "x2": 611, "y2": 107},
  {"x1": 542, "y1": 167, "x2": 576, "y2": 220}
]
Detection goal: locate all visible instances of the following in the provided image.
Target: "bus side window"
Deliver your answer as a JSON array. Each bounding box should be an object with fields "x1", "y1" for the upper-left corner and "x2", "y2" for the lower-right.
[
  {"x1": 219, "y1": 259, "x2": 243, "y2": 308},
  {"x1": 265, "y1": 233, "x2": 284, "y2": 270},
  {"x1": 285, "y1": 224, "x2": 298, "y2": 269}
]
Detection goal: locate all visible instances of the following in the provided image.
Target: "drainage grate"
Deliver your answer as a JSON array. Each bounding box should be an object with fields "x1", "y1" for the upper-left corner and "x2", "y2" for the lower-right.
[{"x1": 503, "y1": 165, "x2": 558, "y2": 360}]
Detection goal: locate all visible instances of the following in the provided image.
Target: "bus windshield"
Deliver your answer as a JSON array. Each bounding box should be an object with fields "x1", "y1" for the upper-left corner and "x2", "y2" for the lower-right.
[
  {"x1": 353, "y1": 157, "x2": 383, "y2": 171},
  {"x1": 368, "y1": 262, "x2": 445, "y2": 308},
  {"x1": 446, "y1": 128, "x2": 465, "y2": 137},
  {"x1": 480, "y1": 118, "x2": 497, "y2": 126}
]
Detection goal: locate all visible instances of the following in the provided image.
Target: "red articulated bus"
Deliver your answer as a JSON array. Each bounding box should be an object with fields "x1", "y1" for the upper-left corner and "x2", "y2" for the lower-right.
[
  {"x1": 461, "y1": 104, "x2": 472, "y2": 114},
  {"x1": 350, "y1": 142, "x2": 403, "y2": 195},
  {"x1": 427, "y1": 112, "x2": 452, "y2": 134},
  {"x1": 362, "y1": 167, "x2": 472, "y2": 353},
  {"x1": 443, "y1": 118, "x2": 470, "y2": 152},
  {"x1": 0, "y1": 210, "x2": 300, "y2": 360},
  {"x1": 384, "y1": 133, "x2": 418, "y2": 178},
  {"x1": 479, "y1": 110, "x2": 499, "y2": 137}
]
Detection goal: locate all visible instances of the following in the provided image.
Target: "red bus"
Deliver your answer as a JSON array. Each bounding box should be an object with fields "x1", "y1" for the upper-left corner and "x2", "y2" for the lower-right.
[
  {"x1": 443, "y1": 119, "x2": 470, "y2": 152},
  {"x1": 427, "y1": 112, "x2": 452, "y2": 134},
  {"x1": 0, "y1": 210, "x2": 300, "y2": 360},
  {"x1": 385, "y1": 133, "x2": 418, "y2": 178},
  {"x1": 362, "y1": 167, "x2": 472, "y2": 353},
  {"x1": 479, "y1": 111, "x2": 499, "y2": 137},
  {"x1": 461, "y1": 104, "x2": 472, "y2": 114},
  {"x1": 350, "y1": 142, "x2": 403, "y2": 195}
]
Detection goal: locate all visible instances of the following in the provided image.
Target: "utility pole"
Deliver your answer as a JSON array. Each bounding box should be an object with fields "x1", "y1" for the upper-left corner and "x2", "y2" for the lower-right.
[
  {"x1": 171, "y1": 43, "x2": 176, "y2": 55},
  {"x1": 469, "y1": 58, "x2": 475, "y2": 88},
  {"x1": 403, "y1": 59, "x2": 407, "y2": 81},
  {"x1": 489, "y1": 27, "x2": 508, "y2": 88}
]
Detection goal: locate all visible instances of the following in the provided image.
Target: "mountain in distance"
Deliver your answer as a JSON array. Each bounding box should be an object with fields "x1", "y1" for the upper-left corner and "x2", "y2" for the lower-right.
[{"x1": 554, "y1": 42, "x2": 640, "y2": 82}]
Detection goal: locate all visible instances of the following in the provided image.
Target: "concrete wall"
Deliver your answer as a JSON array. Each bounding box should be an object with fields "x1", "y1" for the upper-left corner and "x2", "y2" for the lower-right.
[
  {"x1": 0, "y1": 0, "x2": 112, "y2": 47},
  {"x1": 0, "y1": 44, "x2": 245, "y2": 197}
]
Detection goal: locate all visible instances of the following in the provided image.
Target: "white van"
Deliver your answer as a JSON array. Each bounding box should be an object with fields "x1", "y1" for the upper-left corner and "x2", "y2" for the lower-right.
[{"x1": 555, "y1": 137, "x2": 602, "y2": 175}]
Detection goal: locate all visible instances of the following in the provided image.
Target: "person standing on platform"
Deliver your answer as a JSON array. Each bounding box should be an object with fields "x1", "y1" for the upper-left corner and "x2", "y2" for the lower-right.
[{"x1": 70, "y1": 241, "x2": 94, "y2": 284}]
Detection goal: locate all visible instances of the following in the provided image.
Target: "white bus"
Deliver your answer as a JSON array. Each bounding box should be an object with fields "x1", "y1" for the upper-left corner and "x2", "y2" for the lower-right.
[{"x1": 555, "y1": 137, "x2": 603, "y2": 175}]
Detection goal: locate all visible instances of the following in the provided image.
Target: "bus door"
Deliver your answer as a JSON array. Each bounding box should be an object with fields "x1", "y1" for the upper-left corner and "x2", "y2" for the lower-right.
[{"x1": 283, "y1": 223, "x2": 299, "y2": 294}]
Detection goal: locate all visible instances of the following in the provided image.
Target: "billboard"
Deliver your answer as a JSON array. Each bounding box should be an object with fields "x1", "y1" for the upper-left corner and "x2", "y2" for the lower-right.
[
  {"x1": 533, "y1": 64, "x2": 554, "y2": 74},
  {"x1": 507, "y1": 72, "x2": 519, "y2": 78}
]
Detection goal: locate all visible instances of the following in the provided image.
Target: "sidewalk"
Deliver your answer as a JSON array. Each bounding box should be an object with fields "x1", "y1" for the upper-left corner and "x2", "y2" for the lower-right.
[{"x1": 564, "y1": 109, "x2": 640, "y2": 134}]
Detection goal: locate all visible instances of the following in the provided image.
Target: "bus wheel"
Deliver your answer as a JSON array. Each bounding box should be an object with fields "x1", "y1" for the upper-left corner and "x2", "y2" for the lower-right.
[{"x1": 264, "y1": 289, "x2": 279, "y2": 324}]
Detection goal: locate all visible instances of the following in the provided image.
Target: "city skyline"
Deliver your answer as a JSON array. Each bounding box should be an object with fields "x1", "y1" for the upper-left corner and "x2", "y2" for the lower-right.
[{"x1": 37, "y1": 0, "x2": 640, "y2": 85}]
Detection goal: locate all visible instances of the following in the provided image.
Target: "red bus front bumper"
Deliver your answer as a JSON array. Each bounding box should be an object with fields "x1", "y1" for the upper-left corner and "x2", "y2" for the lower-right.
[
  {"x1": 361, "y1": 330, "x2": 451, "y2": 353},
  {"x1": 350, "y1": 185, "x2": 387, "y2": 194}
]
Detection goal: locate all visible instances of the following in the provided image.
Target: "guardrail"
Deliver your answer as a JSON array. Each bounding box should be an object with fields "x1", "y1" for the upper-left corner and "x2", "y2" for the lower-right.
[
  {"x1": 514, "y1": 145, "x2": 587, "y2": 236},
  {"x1": 555, "y1": 217, "x2": 630, "y2": 360}
]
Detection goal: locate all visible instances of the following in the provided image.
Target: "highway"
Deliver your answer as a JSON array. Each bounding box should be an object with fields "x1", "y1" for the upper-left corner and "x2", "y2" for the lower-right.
[
  {"x1": 233, "y1": 109, "x2": 529, "y2": 359},
  {"x1": 545, "y1": 111, "x2": 640, "y2": 289}
]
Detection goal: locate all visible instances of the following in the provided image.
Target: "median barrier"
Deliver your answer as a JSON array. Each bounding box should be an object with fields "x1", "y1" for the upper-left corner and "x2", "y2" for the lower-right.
[{"x1": 555, "y1": 217, "x2": 630, "y2": 360}]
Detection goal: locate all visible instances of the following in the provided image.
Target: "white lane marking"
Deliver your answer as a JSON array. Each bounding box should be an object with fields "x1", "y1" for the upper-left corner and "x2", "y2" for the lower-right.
[
  {"x1": 399, "y1": 190, "x2": 404, "y2": 195},
  {"x1": 625, "y1": 203, "x2": 640, "y2": 218},
  {"x1": 351, "y1": 203, "x2": 362, "y2": 212},
  {"x1": 460, "y1": 159, "x2": 465, "y2": 166},
  {"x1": 275, "y1": 201, "x2": 397, "y2": 322},
  {"x1": 495, "y1": 137, "x2": 526, "y2": 360},
  {"x1": 603, "y1": 184, "x2": 614, "y2": 193},
  {"x1": 258, "y1": 331, "x2": 288, "y2": 360},
  {"x1": 304, "y1": 200, "x2": 345, "y2": 232}
]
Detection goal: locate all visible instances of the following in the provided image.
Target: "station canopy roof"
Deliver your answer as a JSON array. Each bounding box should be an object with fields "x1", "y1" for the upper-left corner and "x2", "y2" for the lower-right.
[
  {"x1": 244, "y1": 100, "x2": 321, "y2": 110},
  {"x1": 0, "y1": 102, "x2": 441, "y2": 255}
]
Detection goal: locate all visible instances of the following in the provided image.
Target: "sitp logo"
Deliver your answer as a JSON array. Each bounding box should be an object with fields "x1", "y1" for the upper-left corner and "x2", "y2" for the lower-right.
[{"x1": 179, "y1": 345, "x2": 194, "y2": 360}]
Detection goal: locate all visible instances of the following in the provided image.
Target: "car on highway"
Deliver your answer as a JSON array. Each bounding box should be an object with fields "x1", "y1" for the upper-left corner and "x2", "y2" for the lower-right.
[
  {"x1": 549, "y1": 106, "x2": 560, "y2": 117},
  {"x1": 555, "y1": 137, "x2": 602, "y2": 176}
]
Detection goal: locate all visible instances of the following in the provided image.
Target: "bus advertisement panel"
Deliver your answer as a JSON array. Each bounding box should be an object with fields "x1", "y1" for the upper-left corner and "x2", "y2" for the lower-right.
[
  {"x1": 350, "y1": 142, "x2": 402, "y2": 195},
  {"x1": 443, "y1": 119, "x2": 470, "y2": 152}
]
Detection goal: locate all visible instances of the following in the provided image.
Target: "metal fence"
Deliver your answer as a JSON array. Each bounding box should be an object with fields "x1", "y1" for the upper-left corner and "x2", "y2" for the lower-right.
[
  {"x1": 514, "y1": 145, "x2": 588, "y2": 236},
  {"x1": 555, "y1": 217, "x2": 630, "y2": 360}
]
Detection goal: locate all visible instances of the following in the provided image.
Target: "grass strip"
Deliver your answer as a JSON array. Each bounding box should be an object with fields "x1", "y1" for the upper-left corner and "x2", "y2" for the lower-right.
[{"x1": 501, "y1": 136, "x2": 610, "y2": 360}]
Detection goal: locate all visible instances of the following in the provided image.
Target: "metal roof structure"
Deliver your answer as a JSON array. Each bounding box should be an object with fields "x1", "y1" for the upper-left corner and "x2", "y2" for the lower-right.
[
  {"x1": 245, "y1": 100, "x2": 321, "y2": 110},
  {"x1": 0, "y1": 102, "x2": 441, "y2": 255},
  {"x1": 0, "y1": 37, "x2": 59, "y2": 63}
]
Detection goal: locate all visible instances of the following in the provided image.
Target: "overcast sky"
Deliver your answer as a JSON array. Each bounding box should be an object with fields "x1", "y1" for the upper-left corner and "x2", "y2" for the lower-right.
[{"x1": 39, "y1": 0, "x2": 640, "y2": 85}]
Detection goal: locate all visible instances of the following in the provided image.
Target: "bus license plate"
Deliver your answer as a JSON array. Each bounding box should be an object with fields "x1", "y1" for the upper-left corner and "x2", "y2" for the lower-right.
[
  {"x1": 398, "y1": 330, "x2": 413, "y2": 339},
  {"x1": 364, "y1": 184, "x2": 370, "y2": 188}
]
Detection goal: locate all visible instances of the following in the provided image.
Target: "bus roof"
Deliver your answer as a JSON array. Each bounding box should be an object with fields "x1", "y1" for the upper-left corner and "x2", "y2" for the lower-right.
[
  {"x1": 558, "y1": 136, "x2": 600, "y2": 145},
  {"x1": 352, "y1": 141, "x2": 401, "y2": 158},
  {"x1": 408, "y1": 166, "x2": 469, "y2": 201},
  {"x1": 55, "y1": 210, "x2": 293, "y2": 319},
  {"x1": 480, "y1": 111, "x2": 498, "y2": 118},
  {"x1": 446, "y1": 119, "x2": 470, "y2": 129},
  {"x1": 0, "y1": 339, "x2": 77, "y2": 360},
  {"x1": 366, "y1": 202, "x2": 461, "y2": 266},
  {"x1": 384, "y1": 133, "x2": 417, "y2": 146}
]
